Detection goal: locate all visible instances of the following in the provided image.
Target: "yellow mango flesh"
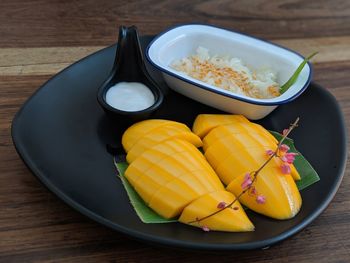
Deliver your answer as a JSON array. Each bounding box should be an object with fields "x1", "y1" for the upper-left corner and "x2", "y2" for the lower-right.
[
  {"x1": 123, "y1": 115, "x2": 302, "y2": 229},
  {"x1": 179, "y1": 190, "x2": 254, "y2": 232},
  {"x1": 203, "y1": 124, "x2": 300, "y2": 181},
  {"x1": 126, "y1": 124, "x2": 202, "y2": 163},
  {"x1": 149, "y1": 173, "x2": 211, "y2": 218},
  {"x1": 214, "y1": 149, "x2": 292, "y2": 186},
  {"x1": 125, "y1": 139, "x2": 226, "y2": 219},
  {"x1": 124, "y1": 131, "x2": 254, "y2": 229},
  {"x1": 202, "y1": 123, "x2": 278, "y2": 152},
  {"x1": 125, "y1": 139, "x2": 205, "y2": 194},
  {"x1": 205, "y1": 134, "x2": 285, "y2": 185},
  {"x1": 204, "y1": 127, "x2": 276, "y2": 181},
  {"x1": 133, "y1": 165, "x2": 220, "y2": 206},
  {"x1": 201, "y1": 120, "x2": 302, "y2": 219},
  {"x1": 192, "y1": 114, "x2": 249, "y2": 138},
  {"x1": 122, "y1": 119, "x2": 190, "y2": 152},
  {"x1": 126, "y1": 139, "x2": 203, "y2": 178},
  {"x1": 227, "y1": 169, "x2": 302, "y2": 219}
]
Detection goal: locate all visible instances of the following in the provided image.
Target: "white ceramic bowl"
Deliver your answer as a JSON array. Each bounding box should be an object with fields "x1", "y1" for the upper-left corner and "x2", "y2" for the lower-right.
[{"x1": 146, "y1": 24, "x2": 312, "y2": 120}]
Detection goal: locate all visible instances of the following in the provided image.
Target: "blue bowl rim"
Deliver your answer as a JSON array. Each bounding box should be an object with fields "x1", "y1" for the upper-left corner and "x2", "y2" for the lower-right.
[{"x1": 146, "y1": 23, "x2": 313, "y2": 106}]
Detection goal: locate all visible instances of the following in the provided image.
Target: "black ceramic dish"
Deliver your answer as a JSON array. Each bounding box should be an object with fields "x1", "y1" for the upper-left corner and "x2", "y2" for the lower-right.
[
  {"x1": 12, "y1": 36, "x2": 347, "y2": 250},
  {"x1": 97, "y1": 26, "x2": 163, "y2": 130}
]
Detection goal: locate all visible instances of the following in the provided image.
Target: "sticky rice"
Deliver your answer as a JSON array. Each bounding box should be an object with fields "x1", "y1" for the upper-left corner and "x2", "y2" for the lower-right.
[{"x1": 171, "y1": 47, "x2": 280, "y2": 99}]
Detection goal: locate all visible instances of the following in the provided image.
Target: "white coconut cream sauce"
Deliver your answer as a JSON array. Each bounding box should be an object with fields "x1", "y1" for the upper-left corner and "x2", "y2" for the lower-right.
[{"x1": 106, "y1": 82, "x2": 155, "y2": 111}]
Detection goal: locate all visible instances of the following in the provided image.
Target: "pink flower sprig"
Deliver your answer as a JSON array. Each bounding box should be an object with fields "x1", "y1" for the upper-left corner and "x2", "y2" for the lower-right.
[
  {"x1": 284, "y1": 152, "x2": 298, "y2": 164},
  {"x1": 241, "y1": 173, "x2": 253, "y2": 190},
  {"x1": 194, "y1": 217, "x2": 211, "y2": 232},
  {"x1": 279, "y1": 144, "x2": 290, "y2": 152},
  {"x1": 217, "y1": 201, "x2": 227, "y2": 209},
  {"x1": 188, "y1": 117, "x2": 300, "y2": 230},
  {"x1": 256, "y1": 195, "x2": 266, "y2": 204},
  {"x1": 267, "y1": 140, "x2": 298, "y2": 174},
  {"x1": 244, "y1": 176, "x2": 266, "y2": 204},
  {"x1": 281, "y1": 164, "x2": 291, "y2": 174},
  {"x1": 202, "y1": 225, "x2": 210, "y2": 232}
]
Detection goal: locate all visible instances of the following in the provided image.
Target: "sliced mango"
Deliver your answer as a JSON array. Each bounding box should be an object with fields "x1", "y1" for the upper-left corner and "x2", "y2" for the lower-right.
[
  {"x1": 123, "y1": 128, "x2": 253, "y2": 230},
  {"x1": 227, "y1": 169, "x2": 302, "y2": 219},
  {"x1": 126, "y1": 124, "x2": 202, "y2": 163},
  {"x1": 124, "y1": 138, "x2": 226, "y2": 218},
  {"x1": 205, "y1": 136, "x2": 293, "y2": 185},
  {"x1": 122, "y1": 119, "x2": 190, "y2": 152},
  {"x1": 179, "y1": 190, "x2": 254, "y2": 232},
  {"x1": 203, "y1": 123, "x2": 277, "y2": 152},
  {"x1": 122, "y1": 115, "x2": 303, "y2": 230},
  {"x1": 199, "y1": 115, "x2": 302, "y2": 219},
  {"x1": 133, "y1": 171, "x2": 173, "y2": 204},
  {"x1": 202, "y1": 122, "x2": 300, "y2": 181},
  {"x1": 148, "y1": 172, "x2": 211, "y2": 218},
  {"x1": 126, "y1": 139, "x2": 203, "y2": 176},
  {"x1": 290, "y1": 164, "x2": 300, "y2": 180},
  {"x1": 192, "y1": 114, "x2": 249, "y2": 138},
  {"x1": 215, "y1": 148, "x2": 293, "y2": 186},
  {"x1": 127, "y1": 149, "x2": 224, "y2": 205}
]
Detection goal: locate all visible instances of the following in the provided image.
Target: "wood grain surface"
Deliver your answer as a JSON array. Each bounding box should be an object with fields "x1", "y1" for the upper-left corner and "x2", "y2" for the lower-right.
[{"x1": 0, "y1": 0, "x2": 349, "y2": 262}]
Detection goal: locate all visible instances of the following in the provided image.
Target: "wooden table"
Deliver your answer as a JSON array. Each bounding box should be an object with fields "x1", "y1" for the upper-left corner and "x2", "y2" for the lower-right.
[{"x1": 1, "y1": 1, "x2": 349, "y2": 262}]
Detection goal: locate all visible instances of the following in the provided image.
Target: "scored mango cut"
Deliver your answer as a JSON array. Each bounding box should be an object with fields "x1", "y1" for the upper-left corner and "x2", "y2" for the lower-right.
[
  {"x1": 125, "y1": 139, "x2": 203, "y2": 189},
  {"x1": 125, "y1": 139, "x2": 204, "y2": 179},
  {"x1": 214, "y1": 147, "x2": 292, "y2": 186},
  {"x1": 227, "y1": 169, "x2": 302, "y2": 219},
  {"x1": 198, "y1": 115, "x2": 302, "y2": 219},
  {"x1": 202, "y1": 122, "x2": 300, "y2": 181},
  {"x1": 126, "y1": 145, "x2": 224, "y2": 204},
  {"x1": 122, "y1": 119, "x2": 190, "y2": 152},
  {"x1": 123, "y1": 127, "x2": 254, "y2": 231},
  {"x1": 192, "y1": 114, "x2": 249, "y2": 138},
  {"x1": 148, "y1": 172, "x2": 212, "y2": 219},
  {"x1": 179, "y1": 190, "x2": 254, "y2": 232},
  {"x1": 204, "y1": 131, "x2": 291, "y2": 184},
  {"x1": 126, "y1": 124, "x2": 202, "y2": 163},
  {"x1": 202, "y1": 123, "x2": 278, "y2": 152},
  {"x1": 124, "y1": 139, "x2": 225, "y2": 218}
]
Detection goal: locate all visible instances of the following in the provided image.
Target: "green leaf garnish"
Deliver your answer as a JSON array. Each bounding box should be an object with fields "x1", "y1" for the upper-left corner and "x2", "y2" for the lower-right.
[
  {"x1": 280, "y1": 52, "x2": 318, "y2": 94},
  {"x1": 114, "y1": 131, "x2": 320, "y2": 223}
]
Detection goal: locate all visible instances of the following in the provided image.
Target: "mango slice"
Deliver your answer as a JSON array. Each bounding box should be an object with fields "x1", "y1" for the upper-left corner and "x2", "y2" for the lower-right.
[
  {"x1": 125, "y1": 139, "x2": 225, "y2": 218},
  {"x1": 122, "y1": 116, "x2": 303, "y2": 230},
  {"x1": 199, "y1": 116, "x2": 302, "y2": 219},
  {"x1": 123, "y1": 121, "x2": 254, "y2": 231},
  {"x1": 148, "y1": 173, "x2": 211, "y2": 218},
  {"x1": 192, "y1": 114, "x2": 249, "y2": 138},
  {"x1": 201, "y1": 120, "x2": 300, "y2": 181},
  {"x1": 122, "y1": 119, "x2": 191, "y2": 152},
  {"x1": 204, "y1": 132, "x2": 291, "y2": 184},
  {"x1": 179, "y1": 190, "x2": 254, "y2": 232},
  {"x1": 126, "y1": 142, "x2": 224, "y2": 199},
  {"x1": 227, "y1": 169, "x2": 302, "y2": 219},
  {"x1": 125, "y1": 123, "x2": 202, "y2": 163},
  {"x1": 202, "y1": 123, "x2": 278, "y2": 152}
]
